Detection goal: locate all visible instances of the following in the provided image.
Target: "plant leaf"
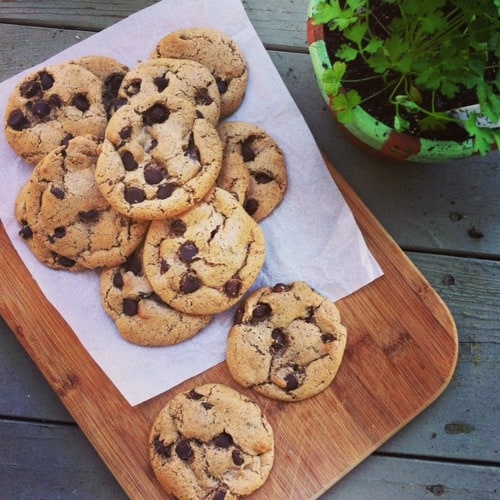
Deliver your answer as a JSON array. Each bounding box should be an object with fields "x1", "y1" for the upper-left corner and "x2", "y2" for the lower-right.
[
  {"x1": 321, "y1": 62, "x2": 346, "y2": 96},
  {"x1": 465, "y1": 114, "x2": 496, "y2": 155},
  {"x1": 336, "y1": 43, "x2": 359, "y2": 62}
]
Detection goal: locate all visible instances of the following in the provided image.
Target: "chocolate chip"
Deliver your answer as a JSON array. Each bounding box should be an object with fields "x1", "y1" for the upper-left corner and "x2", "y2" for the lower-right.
[
  {"x1": 121, "y1": 151, "x2": 138, "y2": 171},
  {"x1": 195, "y1": 88, "x2": 214, "y2": 105},
  {"x1": 48, "y1": 94, "x2": 62, "y2": 107},
  {"x1": 72, "y1": 93, "x2": 90, "y2": 112},
  {"x1": 179, "y1": 241, "x2": 198, "y2": 262},
  {"x1": 181, "y1": 273, "x2": 201, "y2": 294},
  {"x1": 305, "y1": 306, "x2": 315, "y2": 323},
  {"x1": 124, "y1": 252, "x2": 142, "y2": 275},
  {"x1": 272, "y1": 283, "x2": 292, "y2": 293},
  {"x1": 241, "y1": 136, "x2": 256, "y2": 162},
  {"x1": 160, "y1": 259, "x2": 170, "y2": 274},
  {"x1": 153, "y1": 76, "x2": 169, "y2": 91},
  {"x1": 147, "y1": 138, "x2": 158, "y2": 152},
  {"x1": 125, "y1": 186, "x2": 145, "y2": 204},
  {"x1": 196, "y1": 110, "x2": 204, "y2": 119},
  {"x1": 57, "y1": 255, "x2": 77, "y2": 268},
  {"x1": 224, "y1": 278, "x2": 242, "y2": 298},
  {"x1": 113, "y1": 272, "x2": 124, "y2": 289},
  {"x1": 252, "y1": 302, "x2": 272, "y2": 321},
  {"x1": 106, "y1": 73, "x2": 124, "y2": 95},
  {"x1": 214, "y1": 432, "x2": 233, "y2": 448},
  {"x1": 20, "y1": 80, "x2": 41, "y2": 99},
  {"x1": 144, "y1": 166, "x2": 164, "y2": 184},
  {"x1": 187, "y1": 389, "x2": 203, "y2": 400},
  {"x1": 184, "y1": 133, "x2": 199, "y2": 162},
  {"x1": 123, "y1": 298, "x2": 139, "y2": 316},
  {"x1": 7, "y1": 109, "x2": 30, "y2": 131},
  {"x1": 175, "y1": 439, "x2": 194, "y2": 461},
  {"x1": 78, "y1": 210, "x2": 99, "y2": 222},
  {"x1": 143, "y1": 103, "x2": 169, "y2": 125},
  {"x1": 202, "y1": 402, "x2": 214, "y2": 410},
  {"x1": 213, "y1": 488, "x2": 227, "y2": 500},
  {"x1": 52, "y1": 227, "x2": 66, "y2": 239},
  {"x1": 60, "y1": 134, "x2": 73, "y2": 147},
  {"x1": 153, "y1": 435, "x2": 172, "y2": 459},
  {"x1": 244, "y1": 198, "x2": 259, "y2": 216},
  {"x1": 19, "y1": 224, "x2": 33, "y2": 240},
  {"x1": 157, "y1": 183, "x2": 176, "y2": 199},
  {"x1": 170, "y1": 219, "x2": 187, "y2": 236},
  {"x1": 321, "y1": 333, "x2": 337, "y2": 343},
  {"x1": 233, "y1": 306, "x2": 244, "y2": 325},
  {"x1": 50, "y1": 187, "x2": 65, "y2": 199},
  {"x1": 125, "y1": 79, "x2": 141, "y2": 96},
  {"x1": 119, "y1": 126, "x2": 132, "y2": 140},
  {"x1": 232, "y1": 450, "x2": 244, "y2": 466},
  {"x1": 216, "y1": 78, "x2": 228, "y2": 94},
  {"x1": 113, "y1": 98, "x2": 128, "y2": 112},
  {"x1": 284, "y1": 373, "x2": 299, "y2": 391},
  {"x1": 255, "y1": 172, "x2": 273, "y2": 184},
  {"x1": 40, "y1": 71, "x2": 54, "y2": 90},
  {"x1": 270, "y1": 328, "x2": 287, "y2": 354}
]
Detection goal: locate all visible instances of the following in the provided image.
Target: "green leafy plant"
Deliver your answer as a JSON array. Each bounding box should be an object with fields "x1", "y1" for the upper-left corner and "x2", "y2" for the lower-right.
[{"x1": 312, "y1": 0, "x2": 500, "y2": 154}]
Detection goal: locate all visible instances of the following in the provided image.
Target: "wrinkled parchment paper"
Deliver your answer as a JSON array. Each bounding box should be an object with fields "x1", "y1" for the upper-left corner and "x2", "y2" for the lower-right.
[{"x1": 0, "y1": 0, "x2": 383, "y2": 405}]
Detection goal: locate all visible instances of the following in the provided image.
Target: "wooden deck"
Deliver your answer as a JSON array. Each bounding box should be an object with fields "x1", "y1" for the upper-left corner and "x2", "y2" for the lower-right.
[{"x1": 0, "y1": 1, "x2": 498, "y2": 498}]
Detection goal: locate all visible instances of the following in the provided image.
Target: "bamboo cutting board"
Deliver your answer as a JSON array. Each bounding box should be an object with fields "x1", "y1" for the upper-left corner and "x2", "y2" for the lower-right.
[{"x1": 0, "y1": 157, "x2": 458, "y2": 499}]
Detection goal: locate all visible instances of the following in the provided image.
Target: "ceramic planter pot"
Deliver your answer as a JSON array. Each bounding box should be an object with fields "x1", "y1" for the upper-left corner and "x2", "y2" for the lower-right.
[{"x1": 306, "y1": 0, "x2": 485, "y2": 163}]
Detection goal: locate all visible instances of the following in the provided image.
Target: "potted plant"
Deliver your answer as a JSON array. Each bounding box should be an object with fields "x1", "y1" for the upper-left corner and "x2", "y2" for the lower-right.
[{"x1": 307, "y1": 0, "x2": 500, "y2": 162}]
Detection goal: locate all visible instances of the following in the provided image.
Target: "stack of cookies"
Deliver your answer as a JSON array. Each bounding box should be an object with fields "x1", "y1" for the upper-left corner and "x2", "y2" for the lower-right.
[
  {"x1": 6, "y1": 28, "x2": 288, "y2": 348},
  {"x1": 5, "y1": 27, "x2": 347, "y2": 499}
]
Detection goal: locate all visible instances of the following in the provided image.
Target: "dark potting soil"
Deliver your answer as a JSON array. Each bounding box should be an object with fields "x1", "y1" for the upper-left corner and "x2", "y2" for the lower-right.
[{"x1": 322, "y1": 1, "x2": 483, "y2": 142}]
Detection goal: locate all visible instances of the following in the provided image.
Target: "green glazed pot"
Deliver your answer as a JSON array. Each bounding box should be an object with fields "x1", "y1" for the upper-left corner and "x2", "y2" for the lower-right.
[{"x1": 306, "y1": 0, "x2": 483, "y2": 163}]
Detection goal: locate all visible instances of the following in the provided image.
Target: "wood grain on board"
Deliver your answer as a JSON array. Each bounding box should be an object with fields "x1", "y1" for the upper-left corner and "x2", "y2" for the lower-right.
[{"x1": 0, "y1": 157, "x2": 458, "y2": 498}]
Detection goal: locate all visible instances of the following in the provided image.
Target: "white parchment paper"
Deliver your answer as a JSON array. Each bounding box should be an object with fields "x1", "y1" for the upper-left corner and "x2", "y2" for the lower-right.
[{"x1": 0, "y1": 0, "x2": 383, "y2": 405}]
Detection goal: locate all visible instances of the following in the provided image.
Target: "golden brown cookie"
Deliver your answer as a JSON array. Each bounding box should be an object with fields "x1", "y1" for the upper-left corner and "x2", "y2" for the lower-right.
[
  {"x1": 152, "y1": 28, "x2": 248, "y2": 118},
  {"x1": 95, "y1": 94, "x2": 222, "y2": 220},
  {"x1": 4, "y1": 62, "x2": 108, "y2": 166},
  {"x1": 143, "y1": 187, "x2": 266, "y2": 315},
  {"x1": 217, "y1": 122, "x2": 287, "y2": 221},
  {"x1": 15, "y1": 182, "x2": 85, "y2": 271},
  {"x1": 22, "y1": 135, "x2": 149, "y2": 269},
  {"x1": 149, "y1": 383, "x2": 274, "y2": 499},
  {"x1": 226, "y1": 282, "x2": 347, "y2": 401},
  {"x1": 117, "y1": 58, "x2": 221, "y2": 125},
  {"x1": 100, "y1": 244, "x2": 212, "y2": 346}
]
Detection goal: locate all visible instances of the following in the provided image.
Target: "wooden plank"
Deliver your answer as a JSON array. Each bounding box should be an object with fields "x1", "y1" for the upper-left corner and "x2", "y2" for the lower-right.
[
  {"x1": 0, "y1": 420, "x2": 125, "y2": 499},
  {"x1": 2, "y1": 418, "x2": 498, "y2": 499},
  {"x1": 326, "y1": 455, "x2": 500, "y2": 499},
  {"x1": 0, "y1": 0, "x2": 308, "y2": 48},
  {"x1": 0, "y1": 150, "x2": 459, "y2": 498},
  {"x1": 3, "y1": 254, "x2": 498, "y2": 462}
]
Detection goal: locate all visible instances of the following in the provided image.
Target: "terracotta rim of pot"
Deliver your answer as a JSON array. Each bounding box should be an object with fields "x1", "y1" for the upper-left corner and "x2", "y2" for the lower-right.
[{"x1": 306, "y1": 0, "x2": 482, "y2": 162}]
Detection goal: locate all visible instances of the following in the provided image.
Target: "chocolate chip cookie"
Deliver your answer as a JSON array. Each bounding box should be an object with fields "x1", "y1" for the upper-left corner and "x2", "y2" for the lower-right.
[
  {"x1": 149, "y1": 383, "x2": 274, "y2": 499},
  {"x1": 226, "y1": 282, "x2": 347, "y2": 401},
  {"x1": 143, "y1": 187, "x2": 266, "y2": 315},
  {"x1": 95, "y1": 94, "x2": 222, "y2": 220},
  {"x1": 101, "y1": 244, "x2": 211, "y2": 346},
  {"x1": 152, "y1": 28, "x2": 248, "y2": 118},
  {"x1": 15, "y1": 182, "x2": 85, "y2": 271},
  {"x1": 4, "y1": 62, "x2": 108, "y2": 166},
  {"x1": 70, "y1": 55, "x2": 129, "y2": 118},
  {"x1": 23, "y1": 135, "x2": 149, "y2": 269},
  {"x1": 117, "y1": 58, "x2": 221, "y2": 125},
  {"x1": 217, "y1": 122, "x2": 287, "y2": 221}
]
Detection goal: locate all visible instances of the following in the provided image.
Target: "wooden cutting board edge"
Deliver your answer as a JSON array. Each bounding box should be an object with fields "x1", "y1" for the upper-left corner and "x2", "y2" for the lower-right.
[{"x1": 0, "y1": 156, "x2": 459, "y2": 498}]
